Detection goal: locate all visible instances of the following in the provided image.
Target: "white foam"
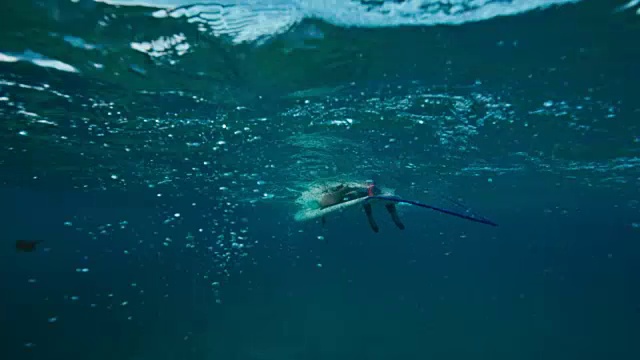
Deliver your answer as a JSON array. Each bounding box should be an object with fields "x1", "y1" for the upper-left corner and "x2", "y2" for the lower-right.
[
  {"x1": 0, "y1": 52, "x2": 19, "y2": 63},
  {"x1": 0, "y1": 50, "x2": 78, "y2": 73},
  {"x1": 97, "y1": 0, "x2": 583, "y2": 44},
  {"x1": 615, "y1": 0, "x2": 639, "y2": 12},
  {"x1": 304, "y1": 0, "x2": 581, "y2": 27},
  {"x1": 31, "y1": 58, "x2": 79, "y2": 73},
  {"x1": 130, "y1": 33, "x2": 189, "y2": 57}
]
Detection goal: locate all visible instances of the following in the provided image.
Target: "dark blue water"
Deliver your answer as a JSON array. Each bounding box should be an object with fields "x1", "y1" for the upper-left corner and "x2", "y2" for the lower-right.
[{"x1": 2, "y1": 0, "x2": 640, "y2": 359}]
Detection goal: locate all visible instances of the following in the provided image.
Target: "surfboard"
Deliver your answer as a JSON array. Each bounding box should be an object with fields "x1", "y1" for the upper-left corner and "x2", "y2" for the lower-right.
[
  {"x1": 294, "y1": 195, "x2": 498, "y2": 227},
  {"x1": 293, "y1": 196, "x2": 387, "y2": 222}
]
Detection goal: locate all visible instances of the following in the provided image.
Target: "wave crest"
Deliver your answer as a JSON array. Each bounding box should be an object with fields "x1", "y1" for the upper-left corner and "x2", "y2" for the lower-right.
[{"x1": 101, "y1": 0, "x2": 581, "y2": 43}]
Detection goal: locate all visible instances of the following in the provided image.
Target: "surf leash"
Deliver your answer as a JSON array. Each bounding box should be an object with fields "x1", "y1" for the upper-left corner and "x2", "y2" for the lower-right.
[{"x1": 365, "y1": 195, "x2": 498, "y2": 227}]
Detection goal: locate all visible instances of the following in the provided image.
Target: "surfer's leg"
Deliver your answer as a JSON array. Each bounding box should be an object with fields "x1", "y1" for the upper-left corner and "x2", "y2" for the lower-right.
[
  {"x1": 363, "y1": 203, "x2": 379, "y2": 233},
  {"x1": 385, "y1": 203, "x2": 405, "y2": 230}
]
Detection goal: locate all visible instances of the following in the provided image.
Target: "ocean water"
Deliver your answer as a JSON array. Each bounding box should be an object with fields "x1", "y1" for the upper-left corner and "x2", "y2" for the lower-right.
[{"x1": 1, "y1": 0, "x2": 640, "y2": 359}]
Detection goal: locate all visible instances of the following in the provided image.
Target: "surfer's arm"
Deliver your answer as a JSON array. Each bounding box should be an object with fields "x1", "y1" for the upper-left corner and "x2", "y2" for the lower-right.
[{"x1": 343, "y1": 188, "x2": 369, "y2": 201}]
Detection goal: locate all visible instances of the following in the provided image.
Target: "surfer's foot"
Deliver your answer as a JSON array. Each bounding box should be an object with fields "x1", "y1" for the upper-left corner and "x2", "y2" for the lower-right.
[
  {"x1": 364, "y1": 203, "x2": 379, "y2": 233},
  {"x1": 386, "y1": 204, "x2": 405, "y2": 230}
]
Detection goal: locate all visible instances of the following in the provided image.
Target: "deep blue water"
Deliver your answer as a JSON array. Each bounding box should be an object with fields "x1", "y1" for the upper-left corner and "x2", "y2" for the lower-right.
[{"x1": 2, "y1": 0, "x2": 640, "y2": 359}]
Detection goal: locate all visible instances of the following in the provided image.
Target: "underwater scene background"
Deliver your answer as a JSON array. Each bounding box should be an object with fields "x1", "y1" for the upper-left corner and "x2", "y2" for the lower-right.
[{"x1": 1, "y1": 0, "x2": 640, "y2": 359}]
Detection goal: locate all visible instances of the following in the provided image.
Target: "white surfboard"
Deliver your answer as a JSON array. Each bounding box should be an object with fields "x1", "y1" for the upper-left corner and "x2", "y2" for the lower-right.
[{"x1": 293, "y1": 196, "x2": 391, "y2": 222}]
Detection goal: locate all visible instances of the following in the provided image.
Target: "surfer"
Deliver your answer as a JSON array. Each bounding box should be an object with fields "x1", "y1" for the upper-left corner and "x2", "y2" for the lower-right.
[
  {"x1": 318, "y1": 182, "x2": 405, "y2": 233},
  {"x1": 295, "y1": 180, "x2": 497, "y2": 231}
]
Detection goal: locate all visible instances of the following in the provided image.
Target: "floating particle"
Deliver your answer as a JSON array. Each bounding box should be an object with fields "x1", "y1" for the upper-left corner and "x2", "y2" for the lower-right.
[
  {"x1": 111, "y1": 174, "x2": 118, "y2": 180},
  {"x1": 487, "y1": 178, "x2": 493, "y2": 183},
  {"x1": 70, "y1": 296, "x2": 79, "y2": 301},
  {"x1": 174, "y1": 213, "x2": 181, "y2": 218},
  {"x1": 23, "y1": 342, "x2": 35, "y2": 348},
  {"x1": 121, "y1": 301, "x2": 128, "y2": 306},
  {"x1": 18, "y1": 130, "x2": 28, "y2": 136},
  {"x1": 257, "y1": 180, "x2": 266, "y2": 185},
  {"x1": 316, "y1": 263, "x2": 323, "y2": 268},
  {"x1": 27, "y1": 278, "x2": 37, "y2": 283},
  {"x1": 543, "y1": 100, "x2": 554, "y2": 107},
  {"x1": 16, "y1": 240, "x2": 43, "y2": 252},
  {"x1": 317, "y1": 236, "x2": 325, "y2": 241},
  {"x1": 64, "y1": 221, "x2": 73, "y2": 226},
  {"x1": 47, "y1": 316, "x2": 58, "y2": 323},
  {"x1": 632, "y1": 222, "x2": 639, "y2": 229}
]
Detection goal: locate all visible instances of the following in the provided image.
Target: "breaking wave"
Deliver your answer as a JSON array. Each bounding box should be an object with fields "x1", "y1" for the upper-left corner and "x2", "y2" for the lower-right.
[{"x1": 100, "y1": 0, "x2": 582, "y2": 43}]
